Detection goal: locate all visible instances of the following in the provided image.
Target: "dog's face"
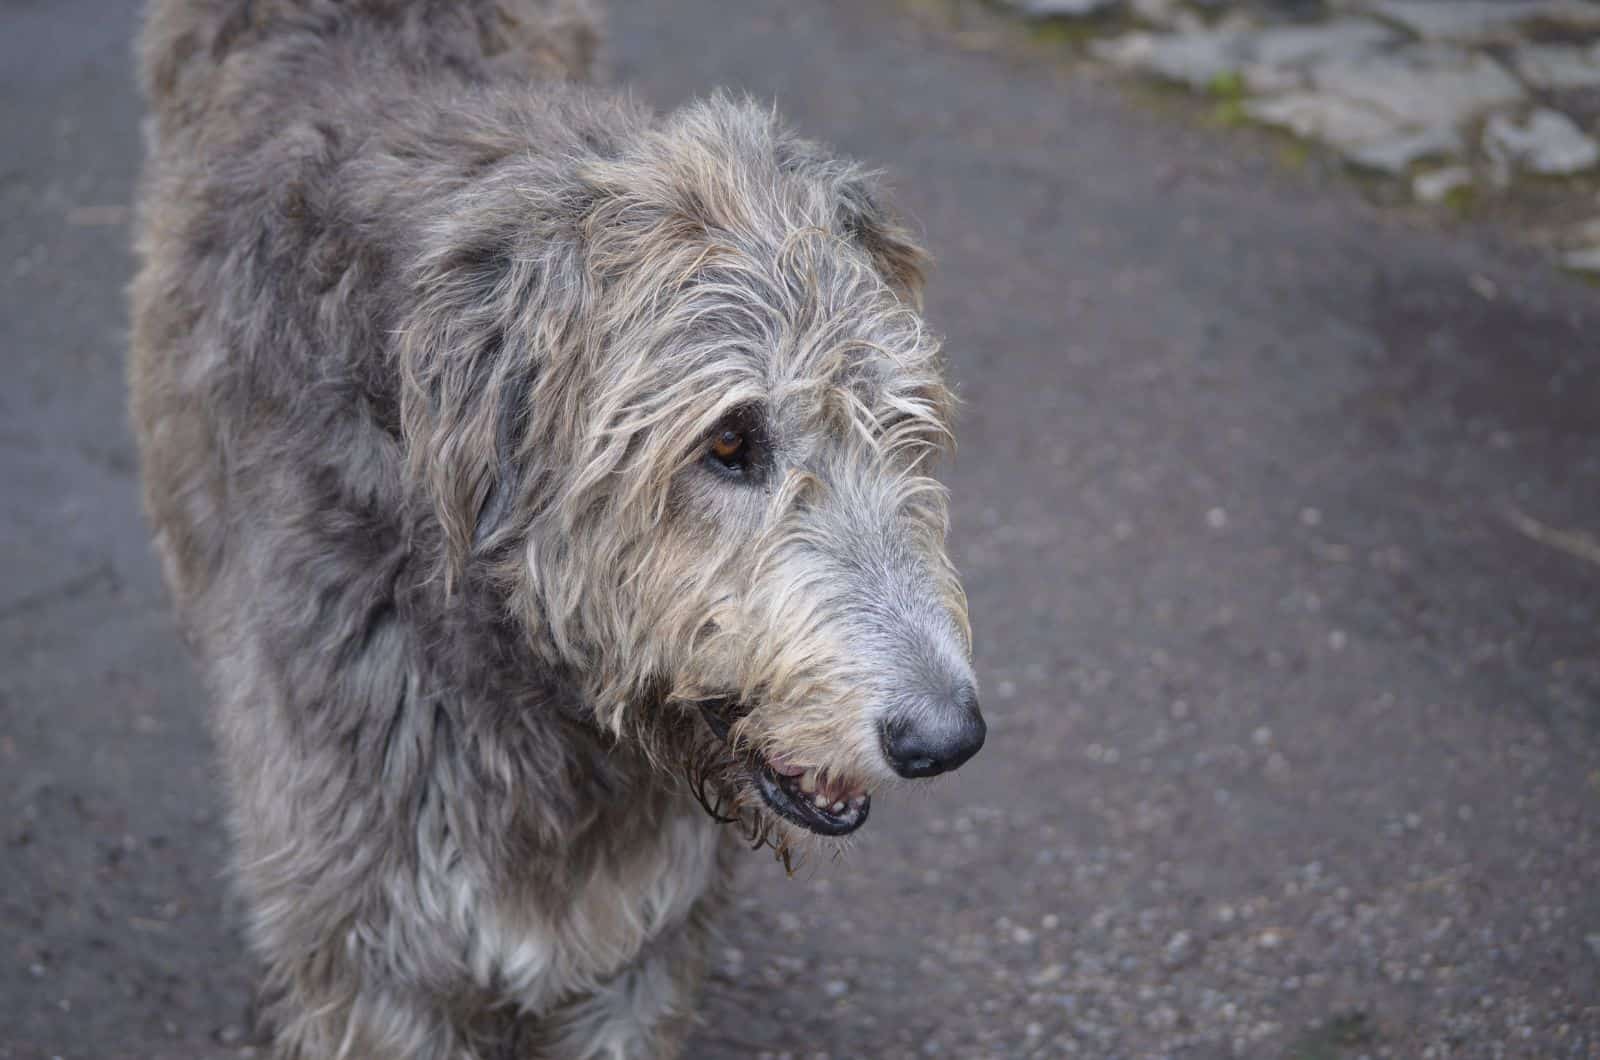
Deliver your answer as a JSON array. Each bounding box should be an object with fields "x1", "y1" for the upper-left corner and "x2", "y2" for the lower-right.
[
  {"x1": 664, "y1": 324, "x2": 981, "y2": 844},
  {"x1": 404, "y1": 100, "x2": 981, "y2": 853}
]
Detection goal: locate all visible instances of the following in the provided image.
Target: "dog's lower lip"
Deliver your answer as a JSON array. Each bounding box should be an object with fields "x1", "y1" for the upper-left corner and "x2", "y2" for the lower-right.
[{"x1": 752, "y1": 761, "x2": 870, "y2": 837}]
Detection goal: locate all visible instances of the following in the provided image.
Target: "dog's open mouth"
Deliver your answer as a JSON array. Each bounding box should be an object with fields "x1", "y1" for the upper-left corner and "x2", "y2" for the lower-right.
[
  {"x1": 753, "y1": 756, "x2": 870, "y2": 837},
  {"x1": 698, "y1": 700, "x2": 870, "y2": 837}
]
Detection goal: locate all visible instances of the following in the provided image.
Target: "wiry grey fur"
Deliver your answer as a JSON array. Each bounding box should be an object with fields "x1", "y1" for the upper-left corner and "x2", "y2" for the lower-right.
[{"x1": 129, "y1": 1, "x2": 976, "y2": 1056}]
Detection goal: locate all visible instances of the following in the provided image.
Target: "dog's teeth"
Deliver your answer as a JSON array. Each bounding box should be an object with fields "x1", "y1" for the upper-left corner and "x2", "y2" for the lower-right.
[
  {"x1": 830, "y1": 800, "x2": 845, "y2": 813},
  {"x1": 799, "y1": 770, "x2": 817, "y2": 794},
  {"x1": 851, "y1": 795, "x2": 867, "y2": 807},
  {"x1": 813, "y1": 793, "x2": 830, "y2": 809}
]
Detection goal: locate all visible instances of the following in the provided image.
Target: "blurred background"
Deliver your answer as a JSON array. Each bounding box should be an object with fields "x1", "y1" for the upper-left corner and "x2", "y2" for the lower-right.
[{"x1": 2, "y1": 0, "x2": 1598, "y2": 1056}]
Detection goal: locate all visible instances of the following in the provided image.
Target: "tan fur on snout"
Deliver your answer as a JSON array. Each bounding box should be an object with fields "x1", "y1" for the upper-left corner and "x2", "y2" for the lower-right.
[{"x1": 130, "y1": 1, "x2": 972, "y2": 1056}]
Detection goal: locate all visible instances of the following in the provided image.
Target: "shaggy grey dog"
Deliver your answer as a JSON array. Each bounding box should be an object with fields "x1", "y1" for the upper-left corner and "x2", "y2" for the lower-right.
[{"x1": 129, "y1": 1, "x2": 984, "y2": 1056}]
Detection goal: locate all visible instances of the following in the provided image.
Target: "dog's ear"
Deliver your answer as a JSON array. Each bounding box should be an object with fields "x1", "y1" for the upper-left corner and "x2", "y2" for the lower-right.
[
  {"x1": 832, "y1": 172, "x2": 929, "y2": 307},
  {"x1": 780, "y1": 141, "x2": 929, "y2": 305},
  {"x1": 397, "y1": 227, "x2": 566, "y2": 587}
]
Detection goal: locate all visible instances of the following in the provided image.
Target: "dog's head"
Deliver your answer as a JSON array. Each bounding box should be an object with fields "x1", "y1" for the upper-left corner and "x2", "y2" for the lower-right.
[{"x1": 401, "y1": 96, "x2": 981, "y2": 854}]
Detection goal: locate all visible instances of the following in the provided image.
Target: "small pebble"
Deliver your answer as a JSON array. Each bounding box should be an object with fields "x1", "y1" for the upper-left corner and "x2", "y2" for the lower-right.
[
  {"x1": 1030, "y1": 963, "x2": 1065, "y2": 986},
  {"x1": 1162, "y1": 930, "x2": 1196, "y2": 969}
]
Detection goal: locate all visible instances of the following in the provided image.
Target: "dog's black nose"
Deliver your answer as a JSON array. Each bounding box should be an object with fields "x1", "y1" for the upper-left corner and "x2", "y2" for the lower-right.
[{"x1": 881, "y1": 685, "x2": 986, "y2": 778}]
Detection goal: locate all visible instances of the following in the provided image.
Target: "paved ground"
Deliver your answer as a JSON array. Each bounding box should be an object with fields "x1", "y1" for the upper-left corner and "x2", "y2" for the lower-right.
[{"x1": 3, "y1": 1, "x2": 1599, "y2": 1057}]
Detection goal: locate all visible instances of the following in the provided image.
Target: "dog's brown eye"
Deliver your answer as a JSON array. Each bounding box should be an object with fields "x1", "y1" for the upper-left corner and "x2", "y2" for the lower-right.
[
  {"x1": 709, "y1": 429, "x2": 747, "y2": 467},
  {"x1": 703, "y1": 411, "x2": 767, "y2": 482}
]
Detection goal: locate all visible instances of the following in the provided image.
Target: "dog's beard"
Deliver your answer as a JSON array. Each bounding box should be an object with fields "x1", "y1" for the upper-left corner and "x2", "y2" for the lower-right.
[
  {"x1": 681, "y1": 724, "x2": 798, "y2": 872},
  {"x1": 677, "y1": 697, "x2": 872, "y2": 875},
  {"x1": 617, "y1": 681, "x2": 874, "y2": 874}
]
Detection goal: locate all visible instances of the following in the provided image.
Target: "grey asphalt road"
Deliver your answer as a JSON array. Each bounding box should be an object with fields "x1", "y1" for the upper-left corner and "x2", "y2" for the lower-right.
[{"x1": 3, "y1": 1, "x2": 1599, "y2": 1057}]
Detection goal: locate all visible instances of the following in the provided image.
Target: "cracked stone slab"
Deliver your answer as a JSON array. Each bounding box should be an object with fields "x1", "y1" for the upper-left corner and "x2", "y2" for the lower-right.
[
  {"x1": 1248, "y1": 20, "x2": 1399, "y2": 70},
  {"x1": 1005, "y1": 0, "x2": 1123, "y2": 17},
  {"x1": 1345, "y1": 125, "x2": 1464, "y2": 174},
  {"x1": 1239, "y1": 21, "x2": 1398, "y2": 93},
  {"x1": 1094, "y1": 20, "x2": 1398, "y2": 92},
  {"x1": 1242, "y1": 60, "x2": 1306, "y2": 94},
  {"x1": 1571, "y1": 219, "x2": 1600, "y2": 247},
  {"x1": 1372, "y1": 1, "x2": 1600, "y2": 44},
  {"x1": 1412, "y1": 166, "x2": 1474, "y2": 204},
  {"x1": 1092, "y1": 30, "x2": 1250, "y2": 89},
  {"x1": 1483, "y1": 108, "x2": 1600, "y2": 177},
  {"x1": 1511, "y1": 44, "x2": 1600, "y2": 92},
  {"x1": 1560, "y1": 248, "x2": 1600, "y2": 274},
  {"x1": 1245, "y1": 93, "x2": 1466, "y2": 177},
  {"x1": 1245, "y1": 93, "x2": 1409, "y2": 149},
  {"x1": 1311, "y1": 45, "x2": 1524, "y2": 130}
]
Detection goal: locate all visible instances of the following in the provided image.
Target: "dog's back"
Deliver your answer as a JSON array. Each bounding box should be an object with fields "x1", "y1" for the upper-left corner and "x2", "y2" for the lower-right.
[{"x1": 140, "y1": 0, "x2": 601, "y2": 143}]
